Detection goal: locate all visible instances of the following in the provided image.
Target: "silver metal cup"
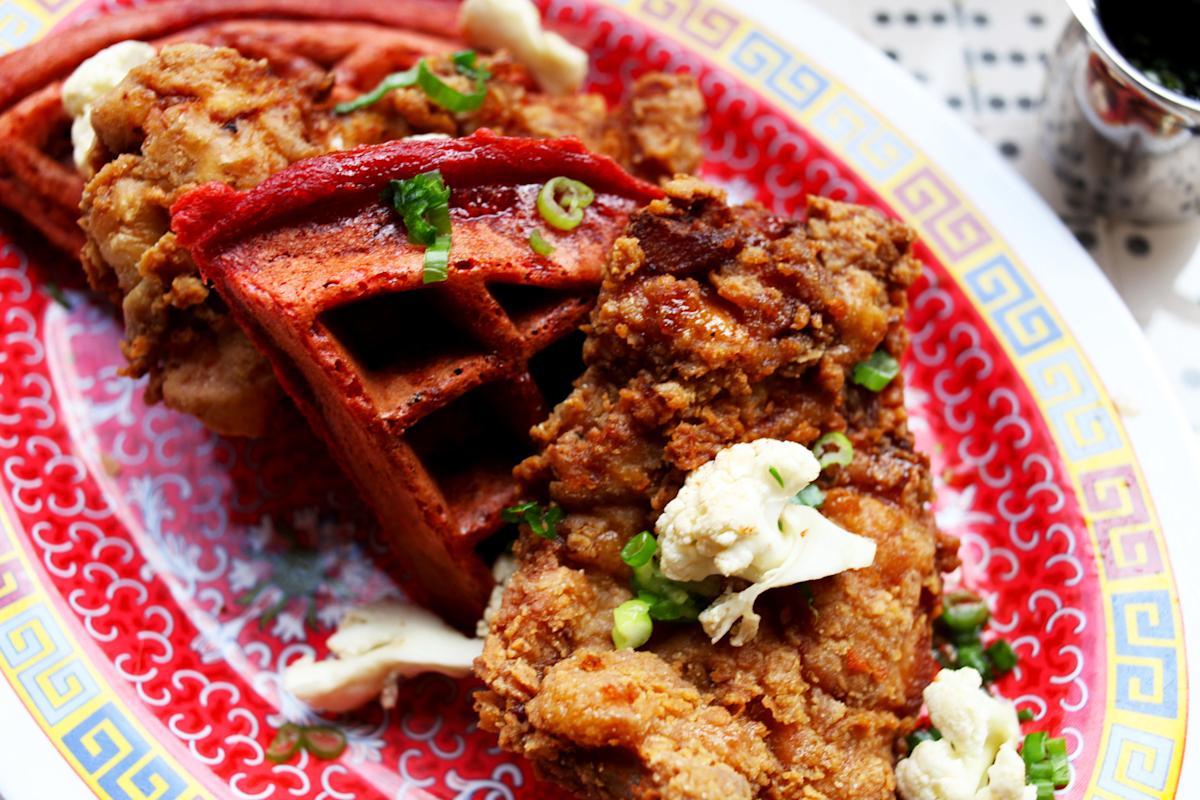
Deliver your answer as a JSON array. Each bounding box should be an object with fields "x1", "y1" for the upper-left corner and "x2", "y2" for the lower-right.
[{"x1": 1040, "y1": 1, "x2": 1200, "y2": 222}]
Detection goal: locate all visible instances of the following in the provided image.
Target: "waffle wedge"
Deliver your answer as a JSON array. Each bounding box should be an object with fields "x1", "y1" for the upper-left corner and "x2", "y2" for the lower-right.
[{"x1": 172, "y1": 131, "x2": 663, "y2": 626}]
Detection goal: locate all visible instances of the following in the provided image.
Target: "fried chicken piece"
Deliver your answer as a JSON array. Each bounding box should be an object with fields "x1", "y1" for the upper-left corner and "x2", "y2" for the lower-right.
[
  {"x1": 79, "y1": 42, "x2": 702, "y2": 437},
  {"x1": 476, "y1": 178, "x2": 958, "y2": 799}
]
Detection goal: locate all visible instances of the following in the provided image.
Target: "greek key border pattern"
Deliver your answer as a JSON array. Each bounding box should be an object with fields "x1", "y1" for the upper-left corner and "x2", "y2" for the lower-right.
[
  {"x1": 0, "y1": 509, "x2": 211, "y2": 800},
  {"x1": 618, "y1": 1, "x2": 1187, "y2": 798}
]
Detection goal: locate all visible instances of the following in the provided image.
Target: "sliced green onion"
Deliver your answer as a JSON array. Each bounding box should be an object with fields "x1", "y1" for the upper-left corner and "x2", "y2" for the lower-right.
[
  {"x1": 1023, "y1": 732, "x2": 1048, "y2": 767},
  {"x1": 1028, "y1": 760, "x2": 1054, "y2": 784},
  {"x1": 792, "y1": 484, "x2": 825, "y2": 508},
  {"x1": 502, "y1": 501, "x2": 537, "y2": 522},
  {"x1": 1018, "y1": 708, "x2": 1035, "y2": 723},
  {"x1": 266, "y1": 723, "x2": 303, "y2": 763},
  {"x1": 423, "y1": 233, "x2": 451, "y2": 283},
  {"x1": 501, "y1": 501, "x2": 562, "y2": 540},
  {"x1": 302, "y1": 725, "x2": 347, "y2": 760},
  {"x1": 537, "y1": 177, "x2": 595, "y2": 231},
  {"x1": 851, "y1": 350, "x2": 901, "y2": 391},
  {"x1": 768, "y1": 466, "x2": 785, "y2": 487},
  {"x1": 905, "y1": 727, "x2": 941, "y2": 755},
  {"x1": 334, "y1": 64, "x2": 420, "y2": 114},
  {"x1": 415, "y1": 59, "x2": 488, "y2": 112},
  {"x1": 954, "y1": 642, "x2": 991, "y2": 678},
  {"x1": 1047, "y1": 737, "x2": 1070, "y2": 788},
  {"x1": 451, "y1": 49, "x2": 492, "y2": 82},
  {"x1": 386, "y1": 170, "x2": 453, "y2": 284},
  {"x1": 621, "y1": 531, "x2": 657, "y2": 569},
  {"x1": 1033, "y1": 781, "x2": 1055, "y2": 800},
  {"x1": 530, "y1": 506, "x2": 562, "y2": 540},
  {"x1": 529, "y1": 228, "x2": 555, "y2": 256},
  {"x1": 812, "y1": 431, "x2": 854, "y2": 469},
  {"x1": 612, "y1": 599, "x2": 653, "y2": 649},
  {"x1": 986, "y1": 639, "x2": 1018, "y2": 675},
  {"x1": 334, "y1": 50, "x2": 490, "y2": 115},
  {"x1": 940, "y1": 599, "x2": 990, "y2": 632}
]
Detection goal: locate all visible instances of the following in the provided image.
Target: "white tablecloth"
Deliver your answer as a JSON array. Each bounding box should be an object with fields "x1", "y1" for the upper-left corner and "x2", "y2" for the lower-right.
[{"x1": 811, "y1": 0, "x2": 1200, "y2": 443}]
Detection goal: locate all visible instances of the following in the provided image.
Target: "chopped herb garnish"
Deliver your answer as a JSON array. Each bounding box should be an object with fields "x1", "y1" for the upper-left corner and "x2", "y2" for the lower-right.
[
  {"x1": 537, "y1": 176, "x2": 595, "y2": 231},
  {"x1": 502, "y1": 500, "x2": 563, "y2": 540},
  {"x1": 529, "y1": 228, "x2": 555, "y2": 256},
  {"x1": 986, "y1": 639, "x2": 1018, "y2": 675},
  {"x1": 619, "y1": 532, "x2": 714, "y2": 626},
  {"x1": 851, "y1": 349, "x2": 900, "y2": 391},
  {"x1": 612, "y1": 598, "x2": 653, "y2": 649},
  {"x1": 334, "y1": 50, "x2": 490, "y2": 114},
  {"x1": 768, "y1": 465, "x2": 785, "y2": 487},
  {"x1": 266, "y1": 723, "x2": 347, "y2": 764},
  {"x1": 1018, "y1": 707, "x2": 1035, "y2": 723},
  {"x1": 940, "y1": 596, "x2": 990, "y2": 632},
  {"x1": 906, "y1": 726, "x2": 942, "y2": 755},
  {"x1": 620, "y1": 531, "x2": 657, "y2": 569},
  {"x1": 44, "y1": 282, "x2": 72, "y2": 309},
  {"x1": 266, "y1": 723, "x2": 304, "y2": 763},
  {"x1": 792, "y1": 484, "x2": 825, "y2": 508},
  {"x1": 933, "y1": 589, "x2": 1018, "y2": 685},
  {"x1": 1022, "y1": 730, "x2": 1070, "y2": 796},
  {"x1": 812, "y1": 431, "x2": 854, "y2": 469},
  {"x1": 302, "y1": 725, "x2": 347, "y2": 760},
  {"x1": 385, "y1": 170, "x2": 452, "y2": 283}
]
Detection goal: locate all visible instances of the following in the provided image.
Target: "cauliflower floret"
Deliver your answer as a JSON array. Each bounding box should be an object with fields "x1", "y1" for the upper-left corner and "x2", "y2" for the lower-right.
[
  {"x1": 895, "y1": 668, "x2": 1036, "y2": 800},
  {"x1": 655, "y1": 439, "x2": 876, "y2": 645},
  {"x1": 283, "y1": 602, "x2": 482, "y2": 713},
  {"x1": 61, "y1": 40, "x2": 156, "y2": 171},
  {"x1": 459, "y1": 0, "x2": 588, "y2": 95}
]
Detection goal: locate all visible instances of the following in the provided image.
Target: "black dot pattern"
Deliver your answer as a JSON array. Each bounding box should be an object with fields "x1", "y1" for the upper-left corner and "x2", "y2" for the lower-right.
[{"x1": 1125, "y1": 234, "x2": 1151, "y2": 256}]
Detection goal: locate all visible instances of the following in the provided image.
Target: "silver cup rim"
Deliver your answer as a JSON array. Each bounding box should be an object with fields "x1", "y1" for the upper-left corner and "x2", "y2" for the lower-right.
[{"x1": 1070, "y1": 0, "x2": 1200, "y2": 118}]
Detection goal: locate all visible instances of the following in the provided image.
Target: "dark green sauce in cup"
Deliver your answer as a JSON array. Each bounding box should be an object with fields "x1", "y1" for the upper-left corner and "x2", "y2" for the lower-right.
[{"x1": 1099, "y1": 0, "x2": 1200, "y2": 100}]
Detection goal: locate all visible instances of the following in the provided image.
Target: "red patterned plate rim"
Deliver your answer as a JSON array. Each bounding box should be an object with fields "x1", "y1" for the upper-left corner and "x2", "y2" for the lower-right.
[{"x1": 0, "y1": 1, "x2": 1193, "y2": 799}]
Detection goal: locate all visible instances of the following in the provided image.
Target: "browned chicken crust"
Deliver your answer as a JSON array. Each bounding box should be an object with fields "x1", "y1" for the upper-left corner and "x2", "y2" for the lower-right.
[
  {"x1": 79, "y1": 43, "x2": 702, "y2": 436},
  {"x1": 476, "y1": 178, "x2": 958, "y2": 800}
]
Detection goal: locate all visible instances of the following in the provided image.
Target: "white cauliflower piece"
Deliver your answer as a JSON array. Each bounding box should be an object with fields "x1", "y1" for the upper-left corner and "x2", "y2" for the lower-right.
[
  {"x1": 283, "y1": 602, "x2": 481, "y2": 713},
  {"x1": 459, "y1": 0, "x2": 588, "y2": 95},
  {"x1": 895, "y1": 668, "x2": 1036, "y2": 800},
  {"x1": 655, "y1": 439, "x2": 876, "y2": 645},
  {"x1": 61, "y1": 40, "x2": 156, "y2": 172}
]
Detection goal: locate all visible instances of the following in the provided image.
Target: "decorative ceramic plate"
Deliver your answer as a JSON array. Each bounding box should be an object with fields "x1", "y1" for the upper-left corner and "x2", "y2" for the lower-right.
[{"x1": 0, "y1": 1, "x2": 1194, "y2": 798}]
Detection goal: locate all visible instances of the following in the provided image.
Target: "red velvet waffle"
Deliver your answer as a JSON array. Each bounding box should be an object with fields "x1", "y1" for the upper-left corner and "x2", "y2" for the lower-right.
[
  {"x1": 173, "y1": 131, "x2": 663, "y2": 626},
  {"x1": 0, "y1": 0, "x2": 462, "y2": 255}
]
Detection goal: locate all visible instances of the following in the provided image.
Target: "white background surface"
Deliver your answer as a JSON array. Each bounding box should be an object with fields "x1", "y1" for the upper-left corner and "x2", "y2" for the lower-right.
[
  {"x1": 784, "y1": 1, "x2": 1198, "y2": 795},
  {"x1": 809, "y1": 0, "x2": 1200, "y2": 448}
]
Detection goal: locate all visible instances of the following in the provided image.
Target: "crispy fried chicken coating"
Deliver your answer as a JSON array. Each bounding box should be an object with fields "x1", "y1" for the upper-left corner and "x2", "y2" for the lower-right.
[{"x1": 476, "y1": 178, "x2": 958, "y2": 800}]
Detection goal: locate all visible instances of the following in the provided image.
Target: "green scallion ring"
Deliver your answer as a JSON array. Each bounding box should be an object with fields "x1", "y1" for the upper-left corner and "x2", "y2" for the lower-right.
[
  {"x1": 1018, "y1": 708, "x2": 1035, "y2": 722},
  {"x1": 905, "y1": 727, "x2": 941, "y2": 755},
  {"x1": 415, "y1": 59, "x2": 488, "y2": 112},
  {"x1": 940, "y1": 599, "x2": 990, "y2": 632},
  {"x1": 851, "y1": 350, "x2": 901, "y2": 392},
  {"x1": 265, "y1": 723, "x2": 304, "y2": 763},
  {"x1": 529, "y1": 229, "x2": 555, "y2": 256},
  {"x1": 302, "y1": 725, "x2": 347, "y2": 760},
  {"x1": 792, "y1": 484, "x2": 825, "y2": 508},
  {"x1": 954, "y1": 642, "x2": 991, "y2": 678},
  {"x1": 537, "y1": 177, "x2": 595, "y2": 231},
  {"x1": 812, "y1": 431, "x2": 854, "y2": 469},
  {"x1": 986, "y1": 639, "x2": 1018, "y2": 674},
  {"x1": 1023, "y1": 731, "x2": 1048, "y2": 767},
  {"x1": 612, "y1": 599, "x2": 653, "y2": 650},
  {"x1": 620, "y1": 531, "x2": 657, "y2": 569},
  {"x1": 422, "y1": 233, "x2": 451, "y2": 284}
]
